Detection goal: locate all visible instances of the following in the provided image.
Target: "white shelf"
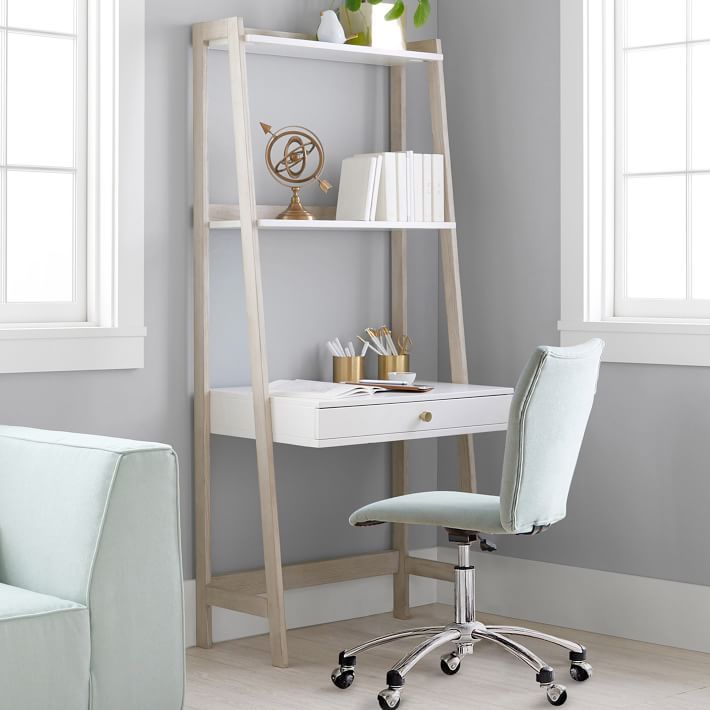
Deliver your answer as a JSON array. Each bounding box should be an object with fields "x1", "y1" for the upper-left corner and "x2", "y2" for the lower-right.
[
  {"x1": 209, "y1": 219, "x2": 456, "y2": 231},
  {"x1": 208, "y1": 32, "x2": 443, "y2": 66}
]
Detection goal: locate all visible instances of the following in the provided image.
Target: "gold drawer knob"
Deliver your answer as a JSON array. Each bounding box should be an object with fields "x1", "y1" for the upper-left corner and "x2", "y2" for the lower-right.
[{"x1": 419, "y1": 411, "x2": 433, "y2": 422}]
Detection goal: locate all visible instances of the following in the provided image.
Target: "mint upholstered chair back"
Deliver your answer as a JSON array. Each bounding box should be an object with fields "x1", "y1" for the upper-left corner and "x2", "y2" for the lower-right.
[
  {"x1": 0, "y1": 429, "x2": 130, "y2": 603},
  {"x1": 0, "y1": 426, "x2": 185, "y2": 710},
  {"x1": 0, "y1": 427, "x2": 181, "y2": 605},
  {"x1": 499, "y1": 340, "x2": 604, "y2": 534}
]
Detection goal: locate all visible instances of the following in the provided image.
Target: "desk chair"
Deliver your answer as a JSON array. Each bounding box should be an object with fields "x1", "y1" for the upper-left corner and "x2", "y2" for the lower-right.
[{"x1": 331, "y1": 339, "x2": 604, "y2": 709}]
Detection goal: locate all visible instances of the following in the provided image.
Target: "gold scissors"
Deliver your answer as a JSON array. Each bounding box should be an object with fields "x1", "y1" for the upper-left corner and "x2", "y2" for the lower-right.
[{"x1": 397, "y1": 335, "x2": 412, "y2": 355}]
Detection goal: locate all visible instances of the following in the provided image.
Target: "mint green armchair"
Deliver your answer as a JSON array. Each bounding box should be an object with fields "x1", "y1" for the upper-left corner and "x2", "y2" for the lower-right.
[{"x1": 0, "y1": 427, "x2": 185, "y2": 710}]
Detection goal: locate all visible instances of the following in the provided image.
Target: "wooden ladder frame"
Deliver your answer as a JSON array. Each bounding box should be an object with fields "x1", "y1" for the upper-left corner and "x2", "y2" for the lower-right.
[{"x1": 192, "y1": 18, "x2": 475, "y2": 667}]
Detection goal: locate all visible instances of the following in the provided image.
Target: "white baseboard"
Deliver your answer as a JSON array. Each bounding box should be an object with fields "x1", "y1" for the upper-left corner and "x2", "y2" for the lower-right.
[
  {"x1": 435, "y1": 547, "x2": 710, "y2": 654},
  {"x1": 183, "y1": 548, "x2": 439, "y2": 648},
  {"x1": 184, "y1": 547, "x2": 710, "y2": 654}
]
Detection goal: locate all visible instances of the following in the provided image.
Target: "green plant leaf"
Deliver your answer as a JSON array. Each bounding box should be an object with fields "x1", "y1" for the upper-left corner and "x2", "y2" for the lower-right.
[
  {"x1": 384, "y1": 0, "x2": 405, "y2": 21},
  {"x1": 345, "y1": 0, "x2": 362, "y2": 12},
  {"x1": 413, "y1": 0, "x2": 431, "y2": 27},
  {"x1": 367, "y1": 0, "x2": 384, "y2": 4}
]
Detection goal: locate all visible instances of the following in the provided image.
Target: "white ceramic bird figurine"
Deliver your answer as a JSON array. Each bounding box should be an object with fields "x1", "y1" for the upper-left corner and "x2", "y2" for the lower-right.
[{"x1": 317, "y1": 10, "x2": 346, "y2": 44}]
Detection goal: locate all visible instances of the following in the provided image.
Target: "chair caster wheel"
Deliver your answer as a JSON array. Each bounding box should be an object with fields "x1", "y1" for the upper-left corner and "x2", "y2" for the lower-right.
[
  {"x1": 377, "y1": 687, "x2": 401, "y2": 709},
  {"x1": 330, "y1": 667, "x2": 354, "y2": 689},
  {"x1": 546, "y1": 684, "x2": 568, "y2": 706},
  {"x1": 570, "y1": 660, "x2": 592, "y2": 681},
  {"x1": 479, "y1": 537, "x2": 497, "y2": 552},
  {"x1": 440, "y1": 652, "x2": 461, "y2": 675}
]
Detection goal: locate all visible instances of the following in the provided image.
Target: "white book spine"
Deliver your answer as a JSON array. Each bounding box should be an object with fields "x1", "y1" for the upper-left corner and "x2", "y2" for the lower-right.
[
  {"x1": 360, "y1": 152, "x2": 398, "y2": 221},
  {"x1": 395, "y1": 153, "x2": 407, "y2": 221},
  {"x1": 378, "y1": 153, "x2": 398, "y2": 221},
  {"x1": 364, "y1": 156, "x2": 379, "y2": 221},
  {"x1": 369, "y1": 155, "x2": 383, "y2": 221},
  {"x1": 422, "y1": 154, "x2": 432, "y2": 222},
  {"x1": 413, "y1": 153, "x2": 424, "y2": 222},
  {"x1": 432, "y1": 153, "x2": 445, "y2": 222},
  {"x1": 406, "y1": 150, "x2": 414, "y2": 221}
]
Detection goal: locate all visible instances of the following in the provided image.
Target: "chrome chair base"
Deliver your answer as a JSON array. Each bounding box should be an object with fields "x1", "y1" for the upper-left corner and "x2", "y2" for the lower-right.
[{"x1": 331, "y1": 542, "x2": 592, "y2": 709}]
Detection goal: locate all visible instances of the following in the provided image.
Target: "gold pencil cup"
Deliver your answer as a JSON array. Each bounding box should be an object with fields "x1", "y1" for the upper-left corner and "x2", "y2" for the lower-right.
[
  {"x1": 333, "y1": 356, "x2": 365, "y2": 383},
  {"x1": 378, "y1": 354, "x2": 410, "y2": 379}
]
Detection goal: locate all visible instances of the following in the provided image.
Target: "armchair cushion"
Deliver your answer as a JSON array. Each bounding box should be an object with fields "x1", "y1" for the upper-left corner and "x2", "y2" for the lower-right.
[{"x1": 0, "y1": 583, "x2": 90, "y2": 710}]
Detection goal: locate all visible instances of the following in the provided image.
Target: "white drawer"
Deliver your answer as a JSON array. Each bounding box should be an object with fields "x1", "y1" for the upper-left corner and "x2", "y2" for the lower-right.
[
  {"x1": 210, "y1": 383, "x2": 513, "y2": 448},
  {"x1": 317, "y1": 394, "x2": 511, "y2": 441}
]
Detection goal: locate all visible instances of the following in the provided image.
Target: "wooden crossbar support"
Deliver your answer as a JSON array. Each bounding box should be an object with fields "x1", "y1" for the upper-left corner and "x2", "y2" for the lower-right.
[
  {"x1": 205, "y1": 586, "x2": 269, "y2": 617},
  {"x1": 205, "y1": 552, "x2": 456, "y2": 622},
  {"x1": 210, "y1": 551, "x2": 400, "y2": 596},
  {"x1": 406, "y1": 556, "x2": 455, "y2": 582}
]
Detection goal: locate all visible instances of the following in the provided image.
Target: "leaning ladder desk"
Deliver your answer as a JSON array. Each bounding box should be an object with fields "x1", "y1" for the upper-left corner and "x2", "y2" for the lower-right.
[{"x1": 192, "y1": 17, "x2": 513, "y2": 668}]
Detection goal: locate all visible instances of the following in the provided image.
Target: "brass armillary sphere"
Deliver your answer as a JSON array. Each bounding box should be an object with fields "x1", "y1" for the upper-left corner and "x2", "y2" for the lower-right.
[{"x1": 260, "y1": 122, "x2": 332, "y2": 220}]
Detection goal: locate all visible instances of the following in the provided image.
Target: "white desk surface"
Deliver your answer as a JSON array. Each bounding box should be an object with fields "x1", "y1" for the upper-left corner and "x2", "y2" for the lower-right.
[{"x1": 213, "y1": 381, "x2": 514, "y2": 409}]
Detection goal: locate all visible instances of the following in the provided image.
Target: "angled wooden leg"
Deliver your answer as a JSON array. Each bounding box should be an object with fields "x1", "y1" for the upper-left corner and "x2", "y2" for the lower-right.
[
  {"x1": 391, "y1": 226, "x2": 410, "y2": 617},
  {"x1": 457, "y1": 435, "x2": 477, "y2": 494},
  {"x1": 440, "y1": 226, "x2": 477, "y2": 494},
  {"x1": 227, "y1": 18, "x2": 288, "y2": 667},
  {"x1": 390, "y1": 64, "x2": 411, "y2": 619},
  {"x1": 192, "y1": 23, "x2": 215, "y2": 649},
  {"x1": 391, "y1": 225, "x2": 410, "y2": 618},
  {"x1": 425, "y1": 39, "x2": 478, "y2": 494},
  {"x1": 392, "y1": 441, "x2": 410, "y2": 619}
]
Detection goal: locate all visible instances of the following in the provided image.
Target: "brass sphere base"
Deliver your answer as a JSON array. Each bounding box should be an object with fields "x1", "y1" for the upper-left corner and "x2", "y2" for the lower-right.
[{"x1": 277, "y1": 188, "x2": 313, "y2": 220}]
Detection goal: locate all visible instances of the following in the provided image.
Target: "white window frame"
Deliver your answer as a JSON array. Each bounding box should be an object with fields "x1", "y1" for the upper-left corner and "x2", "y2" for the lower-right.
[
  {"x1": 0, "y1": 0, "x2": 145, "y2": 373},
  {"x1": 560, "y1": 0, "x2": 710, "y2": 366}
]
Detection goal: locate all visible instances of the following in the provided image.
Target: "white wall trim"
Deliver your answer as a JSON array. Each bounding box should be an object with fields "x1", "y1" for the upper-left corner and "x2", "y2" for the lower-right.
[
  {"x1": 183, "y1": 548, "x2": 440, "y2": 648},
  {"x1": 0, "y1": 328, "x2": 145, "y2": 373},
  {"x1": 559, "y1": 319, "x2": 710, "y2": 367},
  {"x1": 436, "y1": 547, "x2": 710, "y2": 654}
]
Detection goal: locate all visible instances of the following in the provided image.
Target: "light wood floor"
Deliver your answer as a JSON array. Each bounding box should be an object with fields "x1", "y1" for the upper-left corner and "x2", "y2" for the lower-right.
[{"x1": 186, "y1": 603, "x2": 710, "y2": 709}]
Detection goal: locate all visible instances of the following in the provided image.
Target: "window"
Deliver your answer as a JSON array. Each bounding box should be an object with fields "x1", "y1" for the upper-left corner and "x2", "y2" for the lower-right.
[
  {"x1": 617, "y1": 0, "x2": 710, "y2": 318},
  {"x1": 0, "y1": 0, "x2": 145, "y2": 373},
  {"x1": 560, "y1": 0, "x2": 710, "y2": 366},
  {"x1": 1, "y1": 0, "x2": 87, "y2": 323}
]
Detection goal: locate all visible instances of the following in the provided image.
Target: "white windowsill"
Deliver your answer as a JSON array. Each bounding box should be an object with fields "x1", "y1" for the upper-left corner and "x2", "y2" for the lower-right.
[
  {"x1": 0, "y1": 326, "x2": 146, "y2": 373},
  {"x1": 559, "y1": 320, "x2": 710, "y2": 367}
]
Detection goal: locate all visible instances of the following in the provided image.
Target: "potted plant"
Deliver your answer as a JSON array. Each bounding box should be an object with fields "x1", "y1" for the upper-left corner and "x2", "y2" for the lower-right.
[{"x1": 339, "y1": 0, "x2": 431, "y2": 49}]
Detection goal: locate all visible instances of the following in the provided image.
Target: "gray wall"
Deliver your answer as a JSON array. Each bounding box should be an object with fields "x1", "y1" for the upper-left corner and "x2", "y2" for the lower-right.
[
  {"x1": 5, "y1": 0, "x2": 701, "y2": 593},
  {"x1": 0, "y1": 0, "x2": 441, "y2": 580},
  {"x1": 437, "y1": 0, "x2": 710, "y2": 587}
]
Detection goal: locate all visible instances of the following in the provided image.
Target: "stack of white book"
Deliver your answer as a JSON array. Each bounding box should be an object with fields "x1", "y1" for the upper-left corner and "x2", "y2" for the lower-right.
[{"x1": 335, "y1": 152, "x2": 445, "y2": 222}]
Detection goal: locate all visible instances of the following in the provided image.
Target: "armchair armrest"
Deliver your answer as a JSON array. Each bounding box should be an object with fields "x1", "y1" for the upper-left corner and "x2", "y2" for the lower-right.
[{"x1": 87, "y1": 446, "x2": 184, "y2": 710}]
